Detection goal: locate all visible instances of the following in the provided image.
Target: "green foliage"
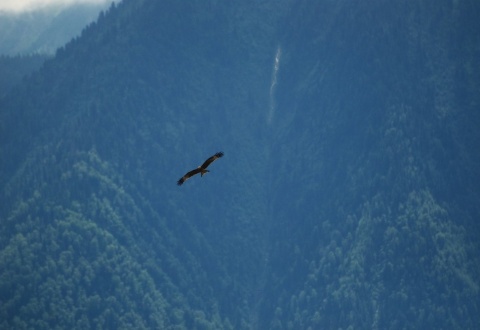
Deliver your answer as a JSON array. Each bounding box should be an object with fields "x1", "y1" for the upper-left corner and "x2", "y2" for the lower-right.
[
  {"x1": 0, "y1": 54, "x2": 48, "y2": 98},
  {"x1": 1, "y1": 0, "x2": 480, "y2": 329},
  {"x1": 0, "y1": 207, "x2": 168, "y2": 329}
]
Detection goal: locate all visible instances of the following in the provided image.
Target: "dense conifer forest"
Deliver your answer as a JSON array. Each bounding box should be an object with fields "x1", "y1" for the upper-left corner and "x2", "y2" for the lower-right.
[
  {"x1": 0, "y1": 54, "x2": 49, "y2": 97},
  {"x1": 0, "y1": 2, "x2": 112, "y2": 55},
  {"x1": 1, "y1": 0, "x2": 479, "y2": 329}
]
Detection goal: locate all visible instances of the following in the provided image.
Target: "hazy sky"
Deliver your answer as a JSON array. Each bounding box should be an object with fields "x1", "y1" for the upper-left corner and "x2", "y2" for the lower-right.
[{"x1": 0, "y1": 0, "x2": 112, "y2": 13}]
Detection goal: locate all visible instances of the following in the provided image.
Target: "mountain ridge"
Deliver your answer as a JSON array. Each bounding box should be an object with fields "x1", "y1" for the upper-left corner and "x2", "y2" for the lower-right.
[{"x1": 1, "y1": 0, "x2": 479, "y2": 329}]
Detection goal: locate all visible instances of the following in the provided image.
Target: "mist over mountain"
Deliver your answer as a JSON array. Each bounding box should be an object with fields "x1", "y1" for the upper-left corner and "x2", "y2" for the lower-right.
[
  {"x1": 1, "y1": 0, "x2": 479, "y2": 329},
  {"x1": 0, "y1": 2, "x2": 116, "y2": 98},
  {"x1": 0, "y1": 2, "x2": 113, "y2": 55}
]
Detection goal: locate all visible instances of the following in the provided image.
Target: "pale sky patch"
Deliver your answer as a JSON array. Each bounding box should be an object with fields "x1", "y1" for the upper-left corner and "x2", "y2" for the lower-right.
[{"x1": 0, "y1": 0, "x2": 112, "y2": 13}]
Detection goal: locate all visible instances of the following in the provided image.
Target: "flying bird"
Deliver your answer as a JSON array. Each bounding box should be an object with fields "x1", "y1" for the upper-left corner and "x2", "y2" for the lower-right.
[{"x1": 177, "y1": 152, "x2": 224, "y2": 186}]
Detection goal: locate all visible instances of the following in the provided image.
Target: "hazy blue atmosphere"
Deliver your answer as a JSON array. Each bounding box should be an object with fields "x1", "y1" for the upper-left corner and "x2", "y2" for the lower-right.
[
  {"x1": 1, "y1": 0, "x2": 479, "y2": 329},
  {"x1": 0, "y1": 1, "x2": 114, "y2": 97},
  {"x1": 0, "y1": 2, "x2": 113, "y2": 55}
]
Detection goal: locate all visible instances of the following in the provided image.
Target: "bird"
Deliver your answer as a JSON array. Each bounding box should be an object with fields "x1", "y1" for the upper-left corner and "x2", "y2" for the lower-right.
[{"x1": 177, "y1": 152, "x2": 224, "y2": 186}]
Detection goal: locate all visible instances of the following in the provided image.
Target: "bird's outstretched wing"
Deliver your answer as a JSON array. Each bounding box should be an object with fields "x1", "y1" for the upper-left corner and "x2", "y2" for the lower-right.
[
  {"x1": 200, "y1": 152, "x2": 224, "y2": 169},
  {"x1": 177, "y1": 168, "x2": 202, "y2": 185}
]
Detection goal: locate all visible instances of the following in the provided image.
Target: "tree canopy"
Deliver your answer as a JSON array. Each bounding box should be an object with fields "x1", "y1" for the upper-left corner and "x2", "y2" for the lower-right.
[{"x1": 1, "y1": 0, "x2": 479, "y2": 328}]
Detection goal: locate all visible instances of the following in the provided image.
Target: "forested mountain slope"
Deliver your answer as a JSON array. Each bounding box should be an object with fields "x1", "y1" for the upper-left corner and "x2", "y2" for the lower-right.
[
  {"x1": 0, "y1": 54, "x2": 49, "y2": 98},
  {"x1": 260, "y1": 1, "x2": 480, "y2": 328},
  {"x1": 0, "y1": 2, "x2": 113, "y2": 55},
  {"x1": 1, "y1": 0, "x2": 479, "y2": 329}
]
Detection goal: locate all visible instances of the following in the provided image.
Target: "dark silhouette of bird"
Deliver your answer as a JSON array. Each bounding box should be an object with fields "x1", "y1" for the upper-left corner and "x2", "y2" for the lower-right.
[{"x1": 177, "y1": 152, "x2": 224, "y2": 186}]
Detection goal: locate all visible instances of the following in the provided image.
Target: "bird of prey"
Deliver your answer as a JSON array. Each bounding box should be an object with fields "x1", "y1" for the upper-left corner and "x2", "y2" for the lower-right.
[{"x1": 177, "y1": 152, "x2": 224, "y2": 186}]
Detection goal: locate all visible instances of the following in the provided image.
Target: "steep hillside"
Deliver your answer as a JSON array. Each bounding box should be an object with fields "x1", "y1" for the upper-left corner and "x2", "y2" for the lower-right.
[
  {"x1": 260, "y1": 1, "x2": 480, "y2": 328},
  {"x1": 0, "y1": 2, "x2": 112, "y2": 55},
  {"x1": 1, "y1": 0, "x2": 479, "y2": 329},
  {"x1": 0, "y1": 1, "x2": 286, "y2": 328},
  {"x1": 0, "y1": 54, "x2": 49, "y2": 97}
]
